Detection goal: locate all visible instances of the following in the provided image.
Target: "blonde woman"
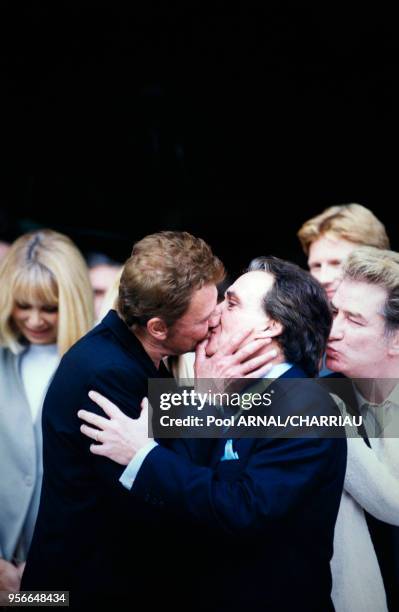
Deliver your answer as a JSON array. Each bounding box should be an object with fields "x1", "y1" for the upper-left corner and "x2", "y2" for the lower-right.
[{"x1": 0, "y1": 230, "x2": 94, "y2": 597}]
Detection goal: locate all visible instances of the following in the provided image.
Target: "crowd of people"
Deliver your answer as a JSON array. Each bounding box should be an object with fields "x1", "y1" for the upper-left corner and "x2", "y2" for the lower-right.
[{"x1": 0, "y1": 204, "x2": 398, "y2": 611}]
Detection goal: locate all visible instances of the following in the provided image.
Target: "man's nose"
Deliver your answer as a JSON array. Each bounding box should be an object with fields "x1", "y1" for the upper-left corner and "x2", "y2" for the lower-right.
[
  {"x1": 329, "y1": 315, "x2": 344, "y2": 341},
  {"x1": 319, "y1": 264, "x2": 336, "y2": 286},
  {"x1": 209, "y1": 304, "x2": 222, "y2": 329}
]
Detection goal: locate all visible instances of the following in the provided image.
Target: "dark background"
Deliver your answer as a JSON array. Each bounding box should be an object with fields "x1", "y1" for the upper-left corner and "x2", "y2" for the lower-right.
[{"x1": 1, "y1": 4, "x2": 398, "y2": 277}]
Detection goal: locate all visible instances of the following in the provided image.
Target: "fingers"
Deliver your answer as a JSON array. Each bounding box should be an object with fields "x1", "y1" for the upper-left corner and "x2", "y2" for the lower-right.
[
  {"x1": 88, "y1": 390, "x2": 121, "y2": 418},
  {"x1": 253, "y1": 330, "x2": 275, "y2": 341},
  {"x1": 140, "y1": 397, "x2": 149, "y2": 418},
  {"x1": 77, "y1": 409, "x2": 110, "y2": 429},
  {"x1": 80, "y1": 424, "x2": 103, "y2": 443},
  {"x1": 195, "y1": 338, "x2": 208, "y2": 362},
  {"x1": 17, "y1": 563, "x2": 25, "y2": 579},
  {"x1": 245, "y1": 362, "x2": 275, "y2": 379},
  {"x1": 90, "y1": 443, "x2": 107, "y2": 454},
  {"x1": 219, "y1": 328, "x2": 254, "y2": 356},
  {"x1": 194, "y1": 339, "x2": 209, "y2": 377},
  {"x1": 141, "y1": 397, "x2": 148, "y2": 409},
  {"x1": 234, "y1": 339, "x2": 275, "y2": 364},
  {"x1": 239, "y1": 349, "x2": 277, "y2": 375}
]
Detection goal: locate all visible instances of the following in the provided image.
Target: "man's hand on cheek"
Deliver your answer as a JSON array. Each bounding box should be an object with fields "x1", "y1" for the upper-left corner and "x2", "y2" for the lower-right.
[
  {"x1": 78, "y1": 394, "x2": 150, "y2": 465},
  {"x1": 194, "y1": 328, "x2": 278, "y2": 394}
]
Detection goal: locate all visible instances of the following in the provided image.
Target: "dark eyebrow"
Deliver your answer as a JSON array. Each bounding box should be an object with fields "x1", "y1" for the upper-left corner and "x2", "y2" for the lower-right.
[{"x1": 226, "y1": 290, "x2": 240, "y2": 302}]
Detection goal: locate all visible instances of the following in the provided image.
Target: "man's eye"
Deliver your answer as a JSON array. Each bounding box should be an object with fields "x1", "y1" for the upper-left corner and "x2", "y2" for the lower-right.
[
  {"x1": 227, "y1": 302, "x2": 235, "y2": 310},
  {"x1": 349, "y1": 318, "x2": 362, "y2": 326}
]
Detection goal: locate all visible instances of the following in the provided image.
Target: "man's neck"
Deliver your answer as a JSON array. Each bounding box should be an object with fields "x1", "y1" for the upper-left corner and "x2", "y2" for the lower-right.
[
  {"x1": 354, "y1": 378, "x2": 398, "y2": 404},
  {"x1": 351, "y1": 357, "x2": 399, "y2": 403},
  {"x1": 132, "y1": 327, "x2": 166, "y2": 369}
]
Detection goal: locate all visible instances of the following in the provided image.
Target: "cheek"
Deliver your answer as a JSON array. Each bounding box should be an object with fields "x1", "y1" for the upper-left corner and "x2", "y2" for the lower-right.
[
  {"x1": 343, "y1": 333, "x2": 369, "y2": 358},
  {"x1": 330, "y1": 269, "x2": 343, "y2": 283},
  {"x1": 222, "y1": 311, "x2": 240, "y2": 332},
  {"x1": 41, "y1": 314, "x2": 59, "y2": 334},
  {"x1": 196, "y1": 322, "x2": 209, "y2": 339},
  {"x1": 10, "y1": 311, "x2": 24, "y2": 327}
]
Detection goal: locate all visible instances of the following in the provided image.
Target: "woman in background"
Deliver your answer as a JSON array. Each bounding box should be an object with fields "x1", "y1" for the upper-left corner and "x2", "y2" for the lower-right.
[{"x1": 0, "y1": 229, "x2": 94, "y2": 596}]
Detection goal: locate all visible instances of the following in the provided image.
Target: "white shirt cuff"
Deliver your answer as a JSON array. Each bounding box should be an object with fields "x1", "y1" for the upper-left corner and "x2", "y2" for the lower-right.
[{"x1": 119, "y1": 440, "x2": 158, "y2": 490}]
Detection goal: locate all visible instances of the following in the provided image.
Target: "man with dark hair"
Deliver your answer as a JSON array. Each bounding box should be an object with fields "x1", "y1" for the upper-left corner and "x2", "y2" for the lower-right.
[
  {"x1": 246, "y1": 256, "x2": 331, "y2": 376},
  {"x1": 79, "y1": 256, "x2": 347, "y2": 611},
  {"x1": 86, "y1": 252, "x2": 122, "y2": 320}
]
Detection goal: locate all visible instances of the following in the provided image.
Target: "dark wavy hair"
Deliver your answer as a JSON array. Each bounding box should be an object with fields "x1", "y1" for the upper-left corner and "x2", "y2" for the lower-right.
[{"x1": 247, "y1": 256, "x2": 332, "y2": 377}]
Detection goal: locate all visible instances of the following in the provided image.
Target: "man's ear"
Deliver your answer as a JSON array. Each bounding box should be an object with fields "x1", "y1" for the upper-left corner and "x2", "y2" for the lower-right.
[
  {"x1": 146, "y1": 317, "x2": 168, "y2": 341},
  {"x1": 264, "y1": 319, "x2": 283, "y2": 338},
  {"x1": 387, "y1": 329, "x2": 399, "y2": 357}
]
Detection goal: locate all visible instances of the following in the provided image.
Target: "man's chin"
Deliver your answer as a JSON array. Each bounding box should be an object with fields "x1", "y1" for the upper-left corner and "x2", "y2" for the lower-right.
[
  {"x1": 325, "y1": 356, "x2": 341, "y2": 373},
  {"x1": 326, "y1": 358, "x2": 353, "y2": 379}
]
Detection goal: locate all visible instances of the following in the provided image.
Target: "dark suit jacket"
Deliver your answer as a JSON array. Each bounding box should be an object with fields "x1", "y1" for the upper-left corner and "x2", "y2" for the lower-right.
[
  {"x1": 131, "y1": 366, "x2": 348, "y2": 612},
  {"x1": 21, "y1": 310, "x2": 206, "y2": 608}
]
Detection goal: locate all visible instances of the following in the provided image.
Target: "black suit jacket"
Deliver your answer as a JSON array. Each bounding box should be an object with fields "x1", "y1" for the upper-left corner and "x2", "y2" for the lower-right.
[
  {"x1": 21, "y1": 310, "x2": 206, "y2": 608},
  {"x1": 131, "y1": 366, "x2": 348, "y2": 612}
]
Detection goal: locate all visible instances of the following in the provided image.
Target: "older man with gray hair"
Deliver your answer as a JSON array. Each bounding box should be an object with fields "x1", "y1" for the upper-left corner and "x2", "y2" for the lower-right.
[{"x1": 326, "y1": 246, "x2": 399, "y2": 612}]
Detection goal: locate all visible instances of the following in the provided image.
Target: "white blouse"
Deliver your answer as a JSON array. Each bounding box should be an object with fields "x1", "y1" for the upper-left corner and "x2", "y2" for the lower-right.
[{"x1": 19, "y1": 343, "x2": 59, "y2": 422}]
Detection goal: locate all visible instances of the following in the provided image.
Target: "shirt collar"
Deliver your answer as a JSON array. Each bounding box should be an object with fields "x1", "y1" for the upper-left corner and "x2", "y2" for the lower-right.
[
  {"x1": 354, "y1": 383, "x2": 399, "y2": 410},
  {"x1": 265, "y1": 362, "x2": 293, "y2": 379}
]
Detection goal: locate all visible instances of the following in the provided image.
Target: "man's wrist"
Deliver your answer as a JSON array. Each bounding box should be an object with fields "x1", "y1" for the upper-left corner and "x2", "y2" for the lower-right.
[{"x1": 119, "y1": 440, "x2": 158, "y2": 490}]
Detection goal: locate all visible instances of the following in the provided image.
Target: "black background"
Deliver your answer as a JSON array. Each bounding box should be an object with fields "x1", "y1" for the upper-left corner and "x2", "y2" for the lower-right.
[{"x1": 1, "y1": 4, "x2": 398, "y2": 277}]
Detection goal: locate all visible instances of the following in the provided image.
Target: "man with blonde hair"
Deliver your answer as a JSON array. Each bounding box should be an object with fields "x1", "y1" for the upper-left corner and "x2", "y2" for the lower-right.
[
  {"x1": 298, "y1": 203, "x2": 389, "y2": 300},
  {"x1": 22, "y1": 231, "x2": 274, "y2": 609}
]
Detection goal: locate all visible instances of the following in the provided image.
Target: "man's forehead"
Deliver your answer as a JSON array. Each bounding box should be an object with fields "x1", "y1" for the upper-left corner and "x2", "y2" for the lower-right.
[
  {"x1": 229, "y1": 270, "x2": 274, "y2": 300},
  {"x1": 333, "y1": 278, "x2": 387, "y2": 313},
  {"x1": 310, "y1": 233, "x2": 356, "y2": 253}
]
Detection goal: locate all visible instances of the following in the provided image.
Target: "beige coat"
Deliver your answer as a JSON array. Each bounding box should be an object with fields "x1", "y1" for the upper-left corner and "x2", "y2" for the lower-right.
[{"x1": 0, "y1": 347, "x2": 43, "y2": 562}]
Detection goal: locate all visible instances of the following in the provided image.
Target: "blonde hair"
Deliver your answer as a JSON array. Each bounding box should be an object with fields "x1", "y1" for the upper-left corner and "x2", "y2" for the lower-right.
[
  {"x1": 0, "y1": 229, "x2": 94, "y2": 355},
  {"x1": 297, "y1": 203, "x2": 390, "y2": 255},
  {"x1": 118, "y1": 231, "x2": 225, "y2": 328},
  {"x1": 344, "y1": 246, "x2": 399, "y2": 334}
]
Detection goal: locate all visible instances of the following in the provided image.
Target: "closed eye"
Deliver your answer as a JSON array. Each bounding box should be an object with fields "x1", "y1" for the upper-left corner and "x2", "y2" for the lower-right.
[
  {"x1": 42, "y1": 306, "x2": 58, "y2": 314},
  {"x1": 15, "y1": 303, "x2": 31, "y2": 310},
  {"x1": 349, "y1": 318, "x2": 363, "y2": 326}
]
